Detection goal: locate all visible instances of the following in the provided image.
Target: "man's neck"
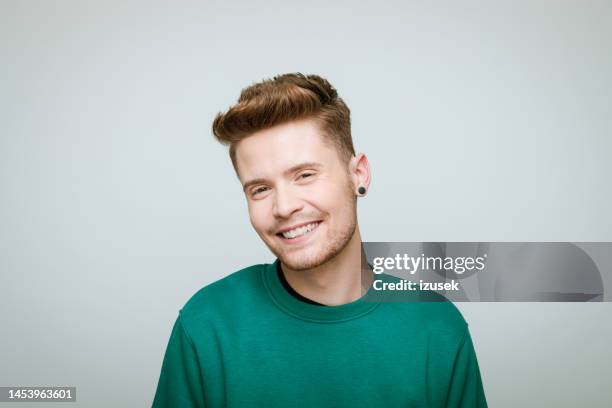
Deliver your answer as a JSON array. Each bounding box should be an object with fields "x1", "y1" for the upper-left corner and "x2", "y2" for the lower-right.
[{"x1": 280, "y1": 227, "x2": 373, "y2": 306}]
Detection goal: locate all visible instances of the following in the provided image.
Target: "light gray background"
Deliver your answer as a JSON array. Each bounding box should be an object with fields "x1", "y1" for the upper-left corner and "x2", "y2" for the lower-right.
[{"x1": 1, "y1": 1, "x2": 611, "y2": 407}]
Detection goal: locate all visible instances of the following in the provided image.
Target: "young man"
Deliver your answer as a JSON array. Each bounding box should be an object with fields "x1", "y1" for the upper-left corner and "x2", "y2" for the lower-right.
[{"x1": 152, "y1": 73, "x2": 488, "y2": 407}]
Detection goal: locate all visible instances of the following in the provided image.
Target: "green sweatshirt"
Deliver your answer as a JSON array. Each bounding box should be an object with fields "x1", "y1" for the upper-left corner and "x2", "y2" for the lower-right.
[{"x1": 152, "y1": 260, "x2": 487, "y2": 407}]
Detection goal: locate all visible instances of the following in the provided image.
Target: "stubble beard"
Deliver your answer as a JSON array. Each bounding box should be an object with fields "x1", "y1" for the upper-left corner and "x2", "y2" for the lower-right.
[
  {"x1": 281, "y1": 210, "x2": 357, "y2": 271},
  {"x1": 266, "y1": 196, "x2": 358, "y2": 271}
]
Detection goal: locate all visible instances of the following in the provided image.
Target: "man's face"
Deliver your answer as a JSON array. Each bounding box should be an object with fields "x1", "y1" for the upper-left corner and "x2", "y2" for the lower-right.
[{"x1": 235, "y1": 118, "x2": 357, "y2": 271}]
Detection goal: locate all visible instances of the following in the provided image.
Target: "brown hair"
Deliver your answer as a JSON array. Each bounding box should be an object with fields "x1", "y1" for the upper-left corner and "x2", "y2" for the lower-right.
[{"x1": 212, "y1": 73, "x2": 355, "y2": 172}]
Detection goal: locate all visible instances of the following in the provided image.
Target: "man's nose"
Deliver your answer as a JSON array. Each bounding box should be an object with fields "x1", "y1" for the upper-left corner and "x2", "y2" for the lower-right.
[{"x1": 272, "y1": 185, "x2": 303, "y2": 219}]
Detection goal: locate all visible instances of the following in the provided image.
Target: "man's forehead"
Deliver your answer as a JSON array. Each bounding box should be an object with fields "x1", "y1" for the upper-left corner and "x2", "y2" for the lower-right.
[
  {"x1": 235, "y1": 119, "x2": 336, "y2": 178},
  {"x1": 237, "y1": 151, "x2": 329, "y2": 184}
]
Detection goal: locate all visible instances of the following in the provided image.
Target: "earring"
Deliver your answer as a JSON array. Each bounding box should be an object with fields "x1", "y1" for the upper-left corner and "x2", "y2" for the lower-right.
[{"x1": 357, "y1": 186, "x2": 367, "y2": 196}]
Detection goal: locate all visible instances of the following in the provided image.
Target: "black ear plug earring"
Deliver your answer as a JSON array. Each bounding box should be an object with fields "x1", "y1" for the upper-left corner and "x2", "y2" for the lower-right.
[{"x1": 357, "y1": 186, "x2": 367, "y2": 196}]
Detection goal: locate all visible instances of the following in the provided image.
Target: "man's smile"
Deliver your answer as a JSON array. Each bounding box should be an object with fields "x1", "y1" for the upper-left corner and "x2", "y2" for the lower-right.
[{"x1": 276, "y1": 221, "x2": 322, "y2": 243}]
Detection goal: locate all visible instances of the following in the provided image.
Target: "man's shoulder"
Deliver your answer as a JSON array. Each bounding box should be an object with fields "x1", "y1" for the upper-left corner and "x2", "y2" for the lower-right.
[{"x1": 179, "y1": 263, "x2": 268, "y2": 321}]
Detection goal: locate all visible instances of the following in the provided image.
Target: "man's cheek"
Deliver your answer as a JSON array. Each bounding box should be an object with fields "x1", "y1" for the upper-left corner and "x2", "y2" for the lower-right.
[
  {"x1": 306, "y1": 182, "x2": 335, "y2": 202},
  {"x1": 247, "y1": 209, "x2": 260, "y2": 230},
  {"x1": 248, "y1": 209, "x2": 268, "y2": 234}
]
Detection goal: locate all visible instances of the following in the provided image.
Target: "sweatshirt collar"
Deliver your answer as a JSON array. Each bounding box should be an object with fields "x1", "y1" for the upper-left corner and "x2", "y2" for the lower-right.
[{"x1": 262, "y1": 259, "x2": 381, "y2": 323}]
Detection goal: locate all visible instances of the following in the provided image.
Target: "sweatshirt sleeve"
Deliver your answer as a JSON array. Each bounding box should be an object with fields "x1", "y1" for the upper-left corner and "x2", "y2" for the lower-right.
[
  {"x1": 444, "y1": 328, "x2": 488, "y2": 408},
  {"x1": 152, "y1": 313, "x2": 206, "y2": 408}
]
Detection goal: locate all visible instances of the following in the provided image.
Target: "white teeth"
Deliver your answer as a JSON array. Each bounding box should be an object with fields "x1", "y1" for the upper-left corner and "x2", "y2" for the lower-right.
[{"x1": 281, "y1": 222, "x2": 319, "y2": 239}]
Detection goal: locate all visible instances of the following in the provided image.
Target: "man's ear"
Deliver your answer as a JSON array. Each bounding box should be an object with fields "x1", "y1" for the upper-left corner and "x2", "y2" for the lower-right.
[{"x1": 349, "y1": 153, "x2": 372, "y2": 195}]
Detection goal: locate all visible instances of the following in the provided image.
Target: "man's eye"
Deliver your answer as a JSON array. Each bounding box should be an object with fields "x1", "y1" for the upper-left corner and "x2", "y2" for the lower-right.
[
  {"x1": 253, "y1": 186, "x2": 269, "y2": 196},
  {"x1": 299, "y1": 172, "x2": 314, "y2": 179}
]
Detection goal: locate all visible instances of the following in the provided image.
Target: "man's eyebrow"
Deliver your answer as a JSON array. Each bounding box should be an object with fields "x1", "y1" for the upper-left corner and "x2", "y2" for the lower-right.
[{"x1": 242, "y1": 162, "x2": 323, "y2": 192}]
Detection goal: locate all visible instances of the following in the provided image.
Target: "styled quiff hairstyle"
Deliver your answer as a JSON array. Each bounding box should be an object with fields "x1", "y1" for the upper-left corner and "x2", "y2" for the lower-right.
[{"x1": 212, "y1": 73, "x2": 355, "y2": 172}]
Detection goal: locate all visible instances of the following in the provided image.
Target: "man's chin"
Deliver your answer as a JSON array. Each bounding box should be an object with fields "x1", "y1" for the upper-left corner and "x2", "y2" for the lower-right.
[{"x1": 277, "y1": 251, "x2": 329, "y2": 271}]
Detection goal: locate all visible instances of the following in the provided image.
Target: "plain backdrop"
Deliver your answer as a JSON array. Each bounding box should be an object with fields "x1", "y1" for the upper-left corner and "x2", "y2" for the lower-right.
[{"x1": 1, "y1": 1, "x2": 611, "y2": 406}]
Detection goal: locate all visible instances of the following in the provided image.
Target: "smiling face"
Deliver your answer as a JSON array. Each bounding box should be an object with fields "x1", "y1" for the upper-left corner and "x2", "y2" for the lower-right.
[{"x1": 235, "y1": 118, "x2": 358, "y2": 271}]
